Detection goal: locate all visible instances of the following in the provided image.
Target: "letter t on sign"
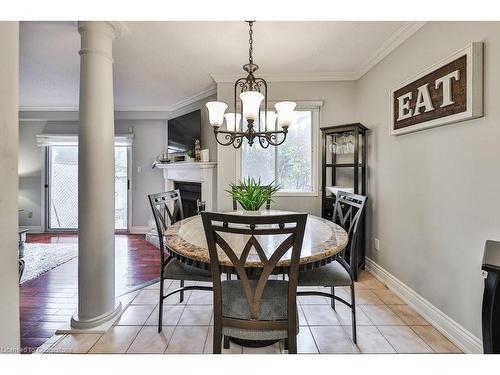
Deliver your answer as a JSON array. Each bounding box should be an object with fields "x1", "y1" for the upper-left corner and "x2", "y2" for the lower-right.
[
  {"x1": 397, "y1": 92, "x2": 413, "y2": 121},
  {"x1": 435, "y1": 70, "x2": 460, "y2": 107}
]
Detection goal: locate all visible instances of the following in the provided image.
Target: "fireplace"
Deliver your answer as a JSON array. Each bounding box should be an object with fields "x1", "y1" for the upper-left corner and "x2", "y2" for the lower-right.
[
  {"x1": 146, "y1": 161, "x2": 216, "y2": 248},
  {"x1": 174, "y1": 181, "x2": 201, "y2": 218}
]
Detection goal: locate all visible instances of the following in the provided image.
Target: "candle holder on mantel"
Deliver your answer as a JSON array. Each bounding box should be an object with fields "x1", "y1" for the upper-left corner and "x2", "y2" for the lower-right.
[{"x1": 321, "y1": 123, "x2": 368, "y2": 280}]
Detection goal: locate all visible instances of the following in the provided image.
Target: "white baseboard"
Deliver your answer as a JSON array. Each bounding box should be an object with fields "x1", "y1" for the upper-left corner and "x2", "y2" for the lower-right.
[
  {"x1": 365, "y1": 257, "x2": 483, "y2": 354},
  {"x1": 19, "y1": 225, "x2": 44, "y2": 234},
  {"x1": 129, "y1": 226, "x2": 152, "y2": 234}
]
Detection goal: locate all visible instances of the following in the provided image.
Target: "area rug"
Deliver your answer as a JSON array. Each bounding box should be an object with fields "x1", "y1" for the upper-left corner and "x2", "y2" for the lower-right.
[{"x1": 20, "y1": 243, "x2": 78, "y2": 284}]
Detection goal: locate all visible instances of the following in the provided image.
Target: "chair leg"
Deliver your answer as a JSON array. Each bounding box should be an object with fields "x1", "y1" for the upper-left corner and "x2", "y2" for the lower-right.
[
  {"x1": 284, "y1": 338, "x2": 289, "y2": 351},
  {"x1": 287, "y1": 335, "x2": 297, "y2": 354},
  {"x1": 330, "y1": 287, "x2": 336, "y2": 310},
  {"x1": 350, "y1": 284, "x2": 357, "y2": 344},
  {"x1": 223, "y1": 335, "x2": 230, "y2": 349},
  {"x1": 213, "y1": 325, "x2": 222, "y2": 354},
  {"x1": 158, "y1": 275, "x2": 164, "y2": 333},
  {"x1": 179, "y1": 280, "x2": 184, "y2": 303}
]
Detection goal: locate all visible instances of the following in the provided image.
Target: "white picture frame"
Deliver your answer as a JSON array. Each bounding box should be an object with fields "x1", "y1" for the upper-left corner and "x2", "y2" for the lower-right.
[{"x1": 389, "y1": 42, "x2": 483, "y2": 136}]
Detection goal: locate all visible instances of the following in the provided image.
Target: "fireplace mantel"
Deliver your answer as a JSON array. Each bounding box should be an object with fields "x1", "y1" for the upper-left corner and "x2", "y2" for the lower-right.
[{"x1": 156, "y1": 162, "x2": 217, "y2": 211}]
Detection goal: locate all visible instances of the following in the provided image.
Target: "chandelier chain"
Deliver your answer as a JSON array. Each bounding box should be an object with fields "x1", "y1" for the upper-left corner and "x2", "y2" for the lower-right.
[{"x1": 248, "y1": 21, "x2": 254, "y2": 65}]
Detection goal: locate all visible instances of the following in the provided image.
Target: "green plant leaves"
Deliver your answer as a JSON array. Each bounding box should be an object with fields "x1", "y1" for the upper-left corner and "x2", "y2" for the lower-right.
[{"x1": 227, "y1": 177, "x2": 280, "y2": 211}]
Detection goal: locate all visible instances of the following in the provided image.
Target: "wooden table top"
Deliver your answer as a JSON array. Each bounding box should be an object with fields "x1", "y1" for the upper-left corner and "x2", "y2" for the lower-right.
[{"x1": 164, "y1": 210, "x2": 348, "y2": 270}]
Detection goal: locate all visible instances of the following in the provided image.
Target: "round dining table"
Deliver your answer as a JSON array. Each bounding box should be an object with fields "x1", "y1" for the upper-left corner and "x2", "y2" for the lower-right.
[{"x1": 164, "y1": 210, "x2": 349, "y2": 274}]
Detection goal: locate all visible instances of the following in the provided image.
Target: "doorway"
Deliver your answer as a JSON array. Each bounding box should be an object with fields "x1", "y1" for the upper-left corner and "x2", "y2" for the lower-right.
[{"x1": 46, "y1": 145, "x2": 130, "y2": 231}]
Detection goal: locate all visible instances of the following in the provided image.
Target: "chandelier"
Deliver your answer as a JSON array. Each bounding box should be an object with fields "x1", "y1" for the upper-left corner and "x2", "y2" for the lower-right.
[{"x1": 206, "y1": 21, "x2": 296, "y2": 149}]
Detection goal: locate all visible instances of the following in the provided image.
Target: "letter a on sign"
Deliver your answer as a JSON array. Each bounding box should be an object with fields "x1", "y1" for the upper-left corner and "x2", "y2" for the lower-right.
[{"x1": 414, "y1": 83, "x2": 434, "y2": 115}]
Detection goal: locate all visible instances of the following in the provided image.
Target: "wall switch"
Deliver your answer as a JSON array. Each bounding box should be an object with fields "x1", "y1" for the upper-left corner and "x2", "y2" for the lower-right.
[
  {"x1": 137, "y1": 166, "x2": 142, "y2": 173},
  {"x1": 374, "y1": 238, "x2": 380, "y2": 251},
  {"x1": 28, "y1": 211, "x2": 33, "y2": 219}
]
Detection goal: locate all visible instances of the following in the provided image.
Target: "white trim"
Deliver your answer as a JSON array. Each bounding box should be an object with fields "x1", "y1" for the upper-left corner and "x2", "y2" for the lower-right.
[
  {"x1": 365, "y1": 257, "x2": 483, "y2": 354},
  {"x1": 355, "y1": 22, "x2": 427, "y2": 79},
  {"x1": 155, "y1": 161, "x2": 217, "y2": 170},
  {"x1": 164, "y1": 86, "x2": 217, "y2": 112},
  {"x1": 19, "y1": 225, "x2": 44, "y2": 234},
  {"x1": 129, "y1": 226, "x2": 151, "y2": 234},
  {"x1": 210, "y1": 72, "x2": 357, "y2": 83},
  {"x1": 19, "y1": 87, "x2": 217, "y2": 114},
  {"x1": 36, "y1": 134, "x2": 134, "y2": 147},
  {"x1": 389, "y1": 42, "x2": 484, "y2": 136}
]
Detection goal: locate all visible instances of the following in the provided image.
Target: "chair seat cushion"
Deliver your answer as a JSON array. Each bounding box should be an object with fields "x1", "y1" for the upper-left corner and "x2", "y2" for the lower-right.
[
  {"x1": 163, "y1": 258, "x2": 212, "y2": 282},
  {"x1": 298, "y1": 261, "x2": 352, "y2": 287},
  {"x1": 221, "y1": 280, "x2": 297, "y2": 341}
]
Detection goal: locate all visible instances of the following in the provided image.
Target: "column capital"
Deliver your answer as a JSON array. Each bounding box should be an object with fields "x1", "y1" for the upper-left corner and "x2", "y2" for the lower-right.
[{"x1": 77, "y1": 21, "x2": 124, "y2": 39}]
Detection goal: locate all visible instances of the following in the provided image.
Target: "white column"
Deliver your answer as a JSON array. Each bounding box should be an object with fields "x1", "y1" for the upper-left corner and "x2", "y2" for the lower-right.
[
  {"x1": 71, "y1": 21, "x2": 122, "y2": 328},
  {"x1": 0, "y1": 21, "x2": 20, "y2": 349}
]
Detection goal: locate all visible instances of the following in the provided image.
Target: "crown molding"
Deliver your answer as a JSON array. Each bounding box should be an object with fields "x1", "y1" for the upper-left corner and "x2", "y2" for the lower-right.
[
  {"x1": 210, "y1": 71, "x2": 358, "y2": 83},
  {"x1": 19, "y1": 86, "x2": 217, "y2": 115},
  {"x1": 211, "y1": 21, "x2": 427, "y2": 84},
  {"x1": 163, "y1": 86, "x2": 216, "y2": 112},
  {"x1": 354, "y1": 21, "x2": 427, "y2": 79}
]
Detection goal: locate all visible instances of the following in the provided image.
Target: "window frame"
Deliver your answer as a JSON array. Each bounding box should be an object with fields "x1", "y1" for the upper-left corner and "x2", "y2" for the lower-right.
[{"x1": 236, "y1": 101, "x2": 321, "y2": 197}]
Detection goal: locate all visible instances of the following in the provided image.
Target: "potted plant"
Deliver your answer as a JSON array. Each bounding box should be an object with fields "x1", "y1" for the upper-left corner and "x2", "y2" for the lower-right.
[
  {"x1": 186, "y1": 149, "x2": 196, "y2": 162},
  {"x1": 227, "y1": 177, "x2": 280, "y2": 211}
]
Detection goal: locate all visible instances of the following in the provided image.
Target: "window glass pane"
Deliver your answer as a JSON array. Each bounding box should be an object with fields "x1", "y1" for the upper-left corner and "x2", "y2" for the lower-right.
[
  {"x1": 277, "y1": 111, "x2": 312, "y2": 192},
  {"x1": 49, "y1": 146, "x2": 79, "y2": 229},
  {"x1": 240, "y1": 109, "x2": 313, "y2": 192},
  {"x1": 241, "y1": 139, "x2": 275, "y2": 185},
  {"x1": 114, "y1": 147, "x2": 128, "y2": 230}
]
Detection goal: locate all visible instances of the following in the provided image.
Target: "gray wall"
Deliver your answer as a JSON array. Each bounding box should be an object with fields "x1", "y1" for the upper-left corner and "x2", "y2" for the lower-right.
[
  {"x1": 19, "y1": 121, "x2": 45, "y2": 228},
  {"x1": 116, "y1": 120, "x2": 166, "y2": 229},
  {"x1": 355, "y1": 21, "x2": 500, "y2": 339},
  {"x1": 216, "y1": 80, "x2": 356, "y2": 213},
  {"x1": 0, "y1": 21, "x2": 20, "y2": 349},
  {"x1": 199, "y1": 94, "x2": 218, "y2": 162}
]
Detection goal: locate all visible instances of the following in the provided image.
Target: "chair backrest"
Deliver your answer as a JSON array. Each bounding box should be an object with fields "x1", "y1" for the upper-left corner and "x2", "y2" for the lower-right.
[
  {"x1": 333, "y1": 191, "x2": 367, "y2": 261},
  {"x1": 201, "y1": 212, "x2": 307, "y2": 321},
  {"x1": 148, "y1": 190, "x2": 184, "y2": 259}
]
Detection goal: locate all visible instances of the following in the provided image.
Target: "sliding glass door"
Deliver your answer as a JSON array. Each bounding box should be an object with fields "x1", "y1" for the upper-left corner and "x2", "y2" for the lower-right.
[{"x1": 47, "y1": 145, "x2": 129, "y2": 231}]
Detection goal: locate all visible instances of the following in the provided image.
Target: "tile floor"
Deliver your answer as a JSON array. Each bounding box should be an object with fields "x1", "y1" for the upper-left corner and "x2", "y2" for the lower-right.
[{"x1": 39, "y1": 271, "x2": 462, "y2": 354}]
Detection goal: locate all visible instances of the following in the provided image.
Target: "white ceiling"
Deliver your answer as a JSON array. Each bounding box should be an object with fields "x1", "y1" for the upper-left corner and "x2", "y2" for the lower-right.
[{"x1": 20, "y1": 21, "x2": 423, "y2": 110}]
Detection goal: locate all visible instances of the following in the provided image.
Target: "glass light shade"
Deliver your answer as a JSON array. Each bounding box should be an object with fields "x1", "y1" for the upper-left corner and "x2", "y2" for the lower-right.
[
  {"x1": 206, "y1": 101, "x2": 228, "y2": 127},
  {"x1": 224, "y1": 113, "x2": 241, "y2": 132},
  {"x1": 274, "y1": 101, "x2": 297, "y2": 128},
  {"x1": 240, "y1": 91, "x2": 264, "y2": 121},
  {"x1": 260, "y1": 111, "x2": 278, "y2": 131}
]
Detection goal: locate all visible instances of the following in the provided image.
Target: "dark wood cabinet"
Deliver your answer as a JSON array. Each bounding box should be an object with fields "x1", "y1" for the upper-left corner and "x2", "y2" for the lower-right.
[{"x1": 321, "y1": 123, "x2": 368, "y2": 278}]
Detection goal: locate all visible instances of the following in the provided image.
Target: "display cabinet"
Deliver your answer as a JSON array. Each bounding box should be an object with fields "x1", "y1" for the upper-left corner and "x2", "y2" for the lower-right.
[{"x1": 321, "y1": 123, "x2": 368, "y2": 278}]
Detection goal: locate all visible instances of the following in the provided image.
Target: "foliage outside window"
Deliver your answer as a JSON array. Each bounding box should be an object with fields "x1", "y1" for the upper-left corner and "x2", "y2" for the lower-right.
[{"x1": 241, "y1": 110, "x2": 316, "y2": 195}]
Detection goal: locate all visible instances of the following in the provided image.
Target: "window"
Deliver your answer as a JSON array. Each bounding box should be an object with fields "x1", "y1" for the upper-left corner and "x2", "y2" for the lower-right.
[{"x1": 240, "y1": 108, "x2": 318, "y2": 196}]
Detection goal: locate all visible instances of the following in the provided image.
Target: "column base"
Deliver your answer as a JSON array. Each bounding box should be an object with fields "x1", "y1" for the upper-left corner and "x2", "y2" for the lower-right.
[{"x1": 70, "y1": 300, "x2": 122, "y2": 330}]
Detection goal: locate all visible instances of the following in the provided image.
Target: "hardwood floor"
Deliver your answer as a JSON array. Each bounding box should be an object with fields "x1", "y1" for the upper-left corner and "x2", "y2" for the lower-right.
[{"x1": 20, "y1": 233, "x2": 160, "y2": 353}]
